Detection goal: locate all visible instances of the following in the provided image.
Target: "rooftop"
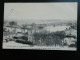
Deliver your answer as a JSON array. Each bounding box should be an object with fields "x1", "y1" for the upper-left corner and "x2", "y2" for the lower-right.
[{"x1": 3, "y1": 32, "x2": 16, "y2": 36}]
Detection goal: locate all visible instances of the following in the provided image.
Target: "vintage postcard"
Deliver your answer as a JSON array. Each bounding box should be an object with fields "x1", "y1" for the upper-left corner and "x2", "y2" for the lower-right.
[{"x1": 3, "y1": 2, "x2": 77, "y2": 50}]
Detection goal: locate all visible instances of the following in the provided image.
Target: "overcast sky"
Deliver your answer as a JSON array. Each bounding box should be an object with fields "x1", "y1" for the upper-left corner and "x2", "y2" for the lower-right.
[{"x1": 4, "y1": 2, "x2": 77, "y2": 22}]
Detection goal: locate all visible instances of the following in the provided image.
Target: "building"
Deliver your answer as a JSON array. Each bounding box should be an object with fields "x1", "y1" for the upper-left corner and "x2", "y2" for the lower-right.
[
  {"x1": 64, "y1": 37, "x2": 76, "y2": 45},
  {"x1": 3, "y1": 32, "x2": 16, "y2": 42}
]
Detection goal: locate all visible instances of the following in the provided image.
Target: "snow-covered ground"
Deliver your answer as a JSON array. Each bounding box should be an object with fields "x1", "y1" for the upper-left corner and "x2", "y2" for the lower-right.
[{"x1": 2, "y1": 41, "x2": 76, "y2": 51}]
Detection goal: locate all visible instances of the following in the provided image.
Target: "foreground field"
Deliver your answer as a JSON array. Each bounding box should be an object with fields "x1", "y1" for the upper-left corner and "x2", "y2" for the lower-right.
[{"x1": 3, "y1": 41, "x2": 76, "y2": 51}]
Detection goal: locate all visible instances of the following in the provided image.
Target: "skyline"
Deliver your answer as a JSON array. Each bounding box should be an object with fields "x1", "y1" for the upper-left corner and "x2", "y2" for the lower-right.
[{"x1": 4, "y1": 19, "x2": 77, "y2": 25}]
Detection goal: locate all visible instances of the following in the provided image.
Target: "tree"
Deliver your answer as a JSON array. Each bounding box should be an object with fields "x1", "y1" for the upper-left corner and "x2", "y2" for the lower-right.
[
  {"x1": 3, "y1": 21, "x2": 7, "y2": 26},
  {"x1": 31, "y1": 23, "x2": 36, "y2": 27},
  {"x1": 68, "y1": 23, "x2": 72, "y2": 26},
  {"x1": 33, "y1": 31, "x2": 66, "y2": 46},
  {"x1": 3, "y1": 27, "x2": 6, "y2": 32},
  {"x1": 9, "y1": 21, "x2": 17, "y2": 32},
  {"x1": 9, "y1": 21, "x2": 17, "y2": 27}
]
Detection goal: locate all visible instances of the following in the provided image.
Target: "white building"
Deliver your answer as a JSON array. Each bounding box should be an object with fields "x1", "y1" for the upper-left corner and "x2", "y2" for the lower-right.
[{"x1": 64, "y1": 37, "x2": 76, "y2": 45}]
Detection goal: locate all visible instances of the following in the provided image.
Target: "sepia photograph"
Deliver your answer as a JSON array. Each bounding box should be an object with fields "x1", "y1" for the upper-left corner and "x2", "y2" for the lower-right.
[{"x1": 3, "y1": 2, "x2": 77, "y2": 50}]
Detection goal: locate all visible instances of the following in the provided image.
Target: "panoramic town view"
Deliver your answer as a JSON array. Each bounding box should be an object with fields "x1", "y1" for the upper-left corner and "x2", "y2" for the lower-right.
[{"x1": 3, "y1": 3, "x2": 77, "y2": 50}]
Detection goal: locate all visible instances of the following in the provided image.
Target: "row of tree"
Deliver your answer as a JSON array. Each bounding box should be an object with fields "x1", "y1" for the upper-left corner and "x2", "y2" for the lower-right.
[{"x1": 33, "y1": 31, "x2": 66, "y2": 46}]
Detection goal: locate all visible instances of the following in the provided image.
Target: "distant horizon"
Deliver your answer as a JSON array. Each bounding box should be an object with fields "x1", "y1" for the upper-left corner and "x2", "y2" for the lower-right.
[
  {"x1": 4, "y1": 18, "x2": 77, "y2": 22},
  {"x1": 4, "y1": 19, "x2": 77, "y2": 25}
]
